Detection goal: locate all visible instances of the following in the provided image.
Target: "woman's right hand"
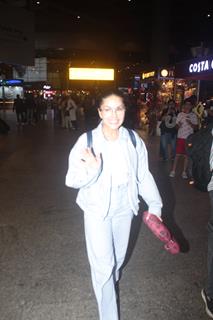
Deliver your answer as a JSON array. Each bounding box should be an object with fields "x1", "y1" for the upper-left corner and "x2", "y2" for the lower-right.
[{"x1": 80, "y1": 148, "x2": 101, "y2": 170}]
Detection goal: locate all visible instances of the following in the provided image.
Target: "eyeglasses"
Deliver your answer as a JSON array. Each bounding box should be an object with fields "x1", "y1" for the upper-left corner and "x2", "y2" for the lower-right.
[{"x1": 99, "y1": 106, "x2": 125, "y2": 115}]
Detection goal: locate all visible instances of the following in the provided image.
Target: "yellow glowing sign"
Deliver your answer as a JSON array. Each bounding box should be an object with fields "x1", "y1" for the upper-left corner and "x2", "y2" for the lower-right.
[
  {"x1": 69, "y1": 68, "x2": 115, "y2": 81},
  {"x1": 142, "y1": 71, "x2": 155, "y2": 79}
]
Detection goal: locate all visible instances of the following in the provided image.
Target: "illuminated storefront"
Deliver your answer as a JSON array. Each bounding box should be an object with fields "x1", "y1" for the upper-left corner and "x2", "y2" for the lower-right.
[
  {"x1": 0, "y1": 79, "x2": 24, "y2": 109},
  {"x1": 157, "y1": 67, "x2": 176, "y2": 105},
  {"x1": 140, "y1": 64, "x2": 201, "y2": 109},
  {"x1": 141, "y1": 67, "x2": 176, "y2": 108},
  {"x1": 175, "y1": 55, "x2": 213, "y2": 102}
]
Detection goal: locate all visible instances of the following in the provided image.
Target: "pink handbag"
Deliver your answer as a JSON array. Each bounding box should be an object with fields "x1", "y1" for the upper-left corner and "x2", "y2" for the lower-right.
[{"x1": 142, "y1": 211, "x2": 180, "y2": 254}]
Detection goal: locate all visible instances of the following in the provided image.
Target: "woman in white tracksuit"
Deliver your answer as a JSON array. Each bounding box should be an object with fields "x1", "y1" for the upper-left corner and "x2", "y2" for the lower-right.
[{"x1": 65, "y1": 91, "x2": 163, "y2": 320}]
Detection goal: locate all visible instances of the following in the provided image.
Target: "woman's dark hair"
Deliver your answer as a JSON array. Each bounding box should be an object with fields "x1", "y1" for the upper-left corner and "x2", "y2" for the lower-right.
[
  {"x1": 184, "y1": 95, "x2": 197, "y2": 106},
  {"x1": 161, "y1": 107, "x2": 169, "y2": 116},
  {"x1": 97, "y1": 89, "x2": 125, "y2": 107}
]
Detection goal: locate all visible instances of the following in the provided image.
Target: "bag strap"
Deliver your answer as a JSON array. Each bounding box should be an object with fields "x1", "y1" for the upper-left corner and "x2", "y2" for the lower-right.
[
  {"x1": 127, "y1": 128, "x2": 136, "y2": 148},
  {"x1": 87, "y1": 130, "x2": 93, "y2": 148},
  {"x1": 86, "y1": 130, "x2": 96, "y2": 156}
]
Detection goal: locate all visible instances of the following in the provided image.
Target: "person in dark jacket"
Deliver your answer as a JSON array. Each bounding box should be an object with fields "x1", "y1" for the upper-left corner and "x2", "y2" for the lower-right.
[
  {"x1": 159, "y1": 102, "x2": 177, "y2": 161},
  {"x1": 13, "y1": 94, "x2": 24, "y2": 125},
  {"x1": 201, "y1": 129, "x2": 213, "y2": 318}
]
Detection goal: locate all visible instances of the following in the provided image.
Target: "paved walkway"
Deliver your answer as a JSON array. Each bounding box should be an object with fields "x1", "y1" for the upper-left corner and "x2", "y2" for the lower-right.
[{"x1": 0, "y1": 110, "x2": 210, "y2": 320}]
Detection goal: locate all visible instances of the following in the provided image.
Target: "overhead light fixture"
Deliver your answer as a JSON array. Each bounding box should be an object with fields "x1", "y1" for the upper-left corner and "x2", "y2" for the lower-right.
[{"x1": 160, "y1": 69, "x2": 169, "y2": 77}]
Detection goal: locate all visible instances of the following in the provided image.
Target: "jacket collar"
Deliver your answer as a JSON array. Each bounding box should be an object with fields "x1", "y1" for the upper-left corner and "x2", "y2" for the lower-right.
[{"x1": 95, "y1": 121, "x2": 130, "y2": 142}]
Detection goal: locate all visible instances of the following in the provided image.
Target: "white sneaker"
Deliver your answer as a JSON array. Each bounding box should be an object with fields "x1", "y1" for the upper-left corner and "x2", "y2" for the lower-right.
[
  {"x1": 169, "y1": 171, "x2": 175, "y2": 178},
  {"x1": 182, "y1": 171, "x2": 188, "y2": 179}
]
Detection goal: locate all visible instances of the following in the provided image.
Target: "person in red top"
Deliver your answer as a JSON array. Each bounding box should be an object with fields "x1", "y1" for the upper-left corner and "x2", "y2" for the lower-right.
[{"x1": 169, "y1": 99, "x2": 198, "y2": 179}]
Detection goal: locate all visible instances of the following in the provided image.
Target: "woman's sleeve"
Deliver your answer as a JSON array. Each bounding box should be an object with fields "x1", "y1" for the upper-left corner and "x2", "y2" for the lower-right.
[
  {"x1": 137, "y1": 137, "x2": 163, "y2": 217},
  {"x1": 65, "y1": 134, "x2": 101, "y2": 189}
]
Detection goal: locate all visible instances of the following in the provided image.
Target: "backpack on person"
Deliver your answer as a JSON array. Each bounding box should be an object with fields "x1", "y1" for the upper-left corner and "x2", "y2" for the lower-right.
[{"x1": 186, "y1": 123, "x2": 213, "y2": 192}]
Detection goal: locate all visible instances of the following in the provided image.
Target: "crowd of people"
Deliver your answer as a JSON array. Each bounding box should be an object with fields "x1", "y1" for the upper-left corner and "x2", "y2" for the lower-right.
[
  {"x1": 156, "y1": 97, "x2": 213, "y2": 181},
  {"x1": 11, "y1": 91, "x2": 213, "y2": 187},
  {"x1": 12, "y1": 90, "x2": 143, "y2": 132},
  {"x1": 13, "y1": 93, "x2": 48, "y2": 125}
]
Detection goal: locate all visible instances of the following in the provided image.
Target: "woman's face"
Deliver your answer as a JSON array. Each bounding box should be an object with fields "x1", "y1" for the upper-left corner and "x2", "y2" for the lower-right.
[{"x1": 98, "y1": 94, "x2": 126, "y2": 130}]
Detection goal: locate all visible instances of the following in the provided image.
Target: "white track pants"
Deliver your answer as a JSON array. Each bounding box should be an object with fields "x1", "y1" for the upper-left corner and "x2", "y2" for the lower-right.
[{"x1": 84, "y1": 184, "x2": 133, "y2": 320}]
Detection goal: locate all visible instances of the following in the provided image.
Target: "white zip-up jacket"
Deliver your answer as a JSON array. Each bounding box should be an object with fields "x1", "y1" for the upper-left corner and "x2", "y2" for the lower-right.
[{"x1": 65, "y1": 123, "x2": 162, "y2": 219}]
